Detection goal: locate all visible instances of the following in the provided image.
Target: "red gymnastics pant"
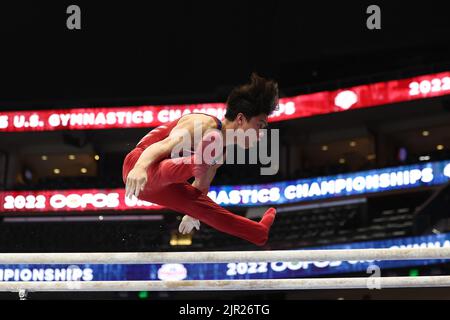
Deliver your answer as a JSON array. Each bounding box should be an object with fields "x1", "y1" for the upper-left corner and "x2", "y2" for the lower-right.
[{"x1": 122, "y1": 148, "x2": 276, "y2": 246}]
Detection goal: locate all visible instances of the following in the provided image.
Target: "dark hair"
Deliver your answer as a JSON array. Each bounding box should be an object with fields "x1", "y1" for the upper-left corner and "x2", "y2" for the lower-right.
[{"x1": 225, "y1": 73, "x2": 279, "y2": 121}]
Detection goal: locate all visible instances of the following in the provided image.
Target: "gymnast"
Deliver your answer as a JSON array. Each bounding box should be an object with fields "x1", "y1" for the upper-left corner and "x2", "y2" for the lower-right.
[{"x1": 122, "y1": 73, "x2": 278, "y2": 246}]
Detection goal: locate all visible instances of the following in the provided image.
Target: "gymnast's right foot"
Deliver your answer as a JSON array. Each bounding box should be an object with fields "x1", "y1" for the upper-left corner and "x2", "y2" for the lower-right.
[
  {"x1": 252, "y1": 207, "x2": 277, "y2": 246},
  {"x1": 260, "y1": 207, "x2": 277, "y2": 229}
]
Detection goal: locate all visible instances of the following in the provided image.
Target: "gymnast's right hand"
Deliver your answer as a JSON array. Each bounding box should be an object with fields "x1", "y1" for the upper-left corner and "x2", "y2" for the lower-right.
[{"x1": 125, "y1": 165, "x2": 148, "y2": 199}]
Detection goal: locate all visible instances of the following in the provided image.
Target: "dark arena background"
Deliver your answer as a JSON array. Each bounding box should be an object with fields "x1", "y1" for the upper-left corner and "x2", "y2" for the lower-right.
[{"x1": 1, "y1": 1, "x2": 450, "y2": 305}]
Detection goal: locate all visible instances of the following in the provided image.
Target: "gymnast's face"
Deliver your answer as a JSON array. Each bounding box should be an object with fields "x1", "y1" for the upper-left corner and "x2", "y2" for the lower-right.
[{"x1": 234, "y1": 113, "x2": 268, "y2": 149}]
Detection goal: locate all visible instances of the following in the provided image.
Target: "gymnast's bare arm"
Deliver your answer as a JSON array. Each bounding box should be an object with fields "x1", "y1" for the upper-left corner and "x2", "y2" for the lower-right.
[{"x1": 125, "y1": 114, "x2": 217, "y2": 199}]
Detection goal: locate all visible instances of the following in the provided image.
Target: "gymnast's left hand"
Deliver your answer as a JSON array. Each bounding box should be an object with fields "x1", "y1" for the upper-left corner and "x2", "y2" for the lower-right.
[
  {"x1": 178, "y1": 215, "x2": 200, "y2": 234},
  {"x1": 125, "y1": 165, "x2": 148, "y2": 199}
]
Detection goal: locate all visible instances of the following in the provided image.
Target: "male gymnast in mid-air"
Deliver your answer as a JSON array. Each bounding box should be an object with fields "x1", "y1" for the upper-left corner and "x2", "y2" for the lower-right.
[{"x1": 122, "y1": 73, "x2": 278, "y2": 246}]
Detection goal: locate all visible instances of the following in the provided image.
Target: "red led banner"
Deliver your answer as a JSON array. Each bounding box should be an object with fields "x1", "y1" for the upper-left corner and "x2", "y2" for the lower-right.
[
  {"x1": 0, "y1": 189, "x2": 163, "y2": 214},
  {"x1": 1, "y1": 72, "x2": 449, "y2": 132}
]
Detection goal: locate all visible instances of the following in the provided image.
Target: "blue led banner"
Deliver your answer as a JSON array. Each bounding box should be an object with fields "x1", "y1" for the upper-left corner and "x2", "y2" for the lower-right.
[
  {"x1": 208, "y1": 160, "x2": 450, "y2": 206},
  {"x1": 2, "y1": 161, "x2": 449, "y2": 214},
  {"x1": 1, "y1": 233, "x2": 449, "y2": 282}
]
